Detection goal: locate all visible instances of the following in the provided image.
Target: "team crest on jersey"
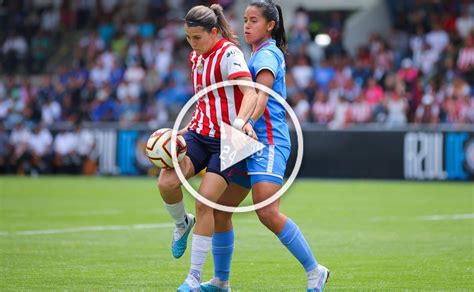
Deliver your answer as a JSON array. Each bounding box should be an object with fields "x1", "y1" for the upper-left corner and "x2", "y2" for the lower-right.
[{"x1": 196, "y1": 84, "x2": 203, "y2": 92}]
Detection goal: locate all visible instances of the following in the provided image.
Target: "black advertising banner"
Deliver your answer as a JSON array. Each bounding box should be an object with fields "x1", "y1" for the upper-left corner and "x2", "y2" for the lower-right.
[{"x1": 286, "y1": 130, "x2": 474, "y2": 181}]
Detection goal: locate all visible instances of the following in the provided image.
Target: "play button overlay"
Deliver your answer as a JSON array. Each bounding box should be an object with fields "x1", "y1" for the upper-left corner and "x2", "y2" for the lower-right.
[
  {"x1": 220, "y1": 122, "x2": 265, "y2": 171},
  {"x1": 171, "y1": 79, "x2": 304, "y2": 213}
]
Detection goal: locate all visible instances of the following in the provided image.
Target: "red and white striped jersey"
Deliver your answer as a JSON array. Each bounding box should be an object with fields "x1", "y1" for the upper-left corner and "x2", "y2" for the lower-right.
[{"x1": 188, "y1": 39, "x2": 251, "y2": 138}]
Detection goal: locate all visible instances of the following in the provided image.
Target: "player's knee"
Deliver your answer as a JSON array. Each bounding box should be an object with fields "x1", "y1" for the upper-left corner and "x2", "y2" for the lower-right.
[
  {"x1": 256, "y1": 207, "x2": 278, "y2": 227},
  {"x1": 157, "y1": 171, "x2": 181, "y2": 193},
  {"x1": 195, "y1": 200, "x2": 213, "y2": 217},
  {"x1": 214, "y1": 210, "x2": 232, "y2": 227}
]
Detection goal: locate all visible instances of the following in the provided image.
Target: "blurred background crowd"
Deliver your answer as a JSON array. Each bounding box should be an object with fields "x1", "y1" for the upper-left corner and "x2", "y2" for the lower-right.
[{"x1": 0, "y1": 0, "x2": 473, "y2": 175}]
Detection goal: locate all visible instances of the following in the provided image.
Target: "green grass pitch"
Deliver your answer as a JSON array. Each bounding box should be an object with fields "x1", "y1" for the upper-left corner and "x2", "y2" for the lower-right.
[{"x1": 0, "y1": 176, "x2": 472, "y2": 291}]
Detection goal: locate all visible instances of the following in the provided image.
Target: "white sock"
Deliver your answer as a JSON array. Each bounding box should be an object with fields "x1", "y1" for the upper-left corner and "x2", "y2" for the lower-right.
[
  {"x1": 164, "y1": 201, "x2": 186, "y2": 224},
  {"x1": 307, "y1": 266, "x2": 319, "y2": 289},
  {"x1": 186, "y1": 234, "x2": 211, "y2": 287}
]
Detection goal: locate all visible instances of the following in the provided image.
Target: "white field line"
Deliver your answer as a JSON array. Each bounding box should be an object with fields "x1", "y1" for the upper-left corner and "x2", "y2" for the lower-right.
[
  {"x1": 420, "y1": 213, "x2": 474, "y2": 221},
  {"x1": 0, "y1": 223, "x2": 174, "y2": 236},
  {"x1": 8, "y1": 209, "x2": 123, "y2": 218},
  {"x1": 370, "y1": 213, "x2": 474, "y2": 222},
  {"x1": 47, "y1": 210, "x2": 122, "y2": 216},
  {"x1": 3, "y1": 213, "x2": 472, "y2": 237}
]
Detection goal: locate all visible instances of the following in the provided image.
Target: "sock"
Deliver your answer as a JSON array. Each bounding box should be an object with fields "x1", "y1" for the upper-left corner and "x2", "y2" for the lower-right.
[
  {"x1": 306, "y1": 267, "x2": 323, "y2": 289},
  {"x1": 186, "y1": 234, "x2": 212, "y2": 287},
  {"x1": 277, "y1": 218, "x2": 317, "y2": 272},
  {"x1": 164, "y1": 201, "x2": 186, "y2": 224},
  {"x1": 212, "y1": 229, "x2": 234, "y2": 282}
]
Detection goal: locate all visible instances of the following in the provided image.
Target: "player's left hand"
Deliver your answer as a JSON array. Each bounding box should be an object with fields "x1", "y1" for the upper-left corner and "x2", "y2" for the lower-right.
[{"x1": 243, "y1": 123, "x2": 257, "y2": 140}]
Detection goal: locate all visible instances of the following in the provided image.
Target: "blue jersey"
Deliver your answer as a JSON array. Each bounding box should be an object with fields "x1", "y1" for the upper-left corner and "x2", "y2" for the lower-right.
[{"x1": 248, "y1": 39, "x2": 291, "y2": 147}]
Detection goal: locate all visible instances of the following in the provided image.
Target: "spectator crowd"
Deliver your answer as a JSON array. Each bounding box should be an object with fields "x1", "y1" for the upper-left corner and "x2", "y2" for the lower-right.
[
  {"x1": 286, "y1": 0, "x2": 474, "y2": 127},
  {"x1": 0, "y1": 0, "x2": 473, "y2": 175}
]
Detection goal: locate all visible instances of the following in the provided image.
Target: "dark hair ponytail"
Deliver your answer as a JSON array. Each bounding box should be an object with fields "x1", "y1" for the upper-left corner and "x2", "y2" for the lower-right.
[
  {"x1": 210, "y1": 4, "x2": 239, "y2": 45},
  {"x1": 274, "y1": 4, "x2": 287, "y2": 53},
  {"x1": 185, "y1": 4, "x2": 238, "y2": 45},
  {"x1": 249, "y1": 0, "x2": 287, "y2": 53}
]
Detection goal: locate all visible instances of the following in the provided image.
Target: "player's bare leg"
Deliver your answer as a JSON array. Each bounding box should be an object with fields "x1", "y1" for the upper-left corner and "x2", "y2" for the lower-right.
[
  {"x1": 252, "y1": 182, "x2": 329, "y2": 291},
  {"x1": 252, "y1": 182, "x2": 286, "y2": 233},
  {"x1": 157, "y1": 156, "x2": 195, "y2": 204},
  {"x1": 193, "y1": 172, "x2": 228, "y2": 235},
  {"x1": 157, "y1": 156, "x2": 196, "y2": 258}
]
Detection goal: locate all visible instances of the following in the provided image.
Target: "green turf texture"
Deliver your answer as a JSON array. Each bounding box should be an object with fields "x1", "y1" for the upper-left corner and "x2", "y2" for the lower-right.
[{"x1": 0, "y1": 176, "x2": 472, "y2": 291}]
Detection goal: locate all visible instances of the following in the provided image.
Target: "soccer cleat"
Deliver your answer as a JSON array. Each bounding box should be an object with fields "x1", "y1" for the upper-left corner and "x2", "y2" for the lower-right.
[
  {"x1": 177, "y1": 281, "x2": 199, "y2": 292},
  {"x1": 306, "y1": 265, "x2": 330, "y2": 292},
  {"x1": 172, "y1": 213, "x2": 196, "y2": 258},
  {"x1": 200, "y1": 279, "x2": 231, "y2": 292}
]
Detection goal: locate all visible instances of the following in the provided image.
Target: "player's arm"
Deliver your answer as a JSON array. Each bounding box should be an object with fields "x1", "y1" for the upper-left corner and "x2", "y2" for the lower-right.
[
  {"x1": 233, "y1": 76, "x2": 258, "y2": 139},
  {"x1": 235, "y1": 76, "x2": 257, "y2": 122},
  {"x1": 249, "y1": 69, "x2": 275, "y2": 122},
  {"x1": 225, "y1": 47, "x2": 257, "y2": 137}
]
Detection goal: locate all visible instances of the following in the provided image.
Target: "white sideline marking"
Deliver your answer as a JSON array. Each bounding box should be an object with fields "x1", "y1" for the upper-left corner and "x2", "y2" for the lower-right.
[
  {"x1": 370, "y1": 213, "x2": 474, "y2": 222},
  {"x1": 0, "y1": 223, "x2": 174, "y2": 236},
  {"x1": 420, "y1": 213, "x2": 474, "y2": 221},
  {"x1": 8, "y1": 209, "x2": 123, "y2": 219},
  {"x1": 48, "y1": 210, "x2": 122, "y2": 217}
]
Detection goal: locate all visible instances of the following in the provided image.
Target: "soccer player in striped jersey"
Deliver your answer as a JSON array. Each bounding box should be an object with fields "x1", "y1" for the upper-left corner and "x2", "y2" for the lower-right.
[
  {"x1": 201, "y1": 1, "x2": 329, "y2": 291},
  {"x1": 155, "y1": 4, "x2": 257, "y2": 292}
]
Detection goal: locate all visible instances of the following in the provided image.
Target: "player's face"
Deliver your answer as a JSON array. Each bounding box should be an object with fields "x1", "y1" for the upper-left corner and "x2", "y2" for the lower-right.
[
  {"x1": 243, "y1": 6, "x2": 275, "y2": 47},
  {"x1": 185, "y1": 25, "x2": 218, "y2": 55}
]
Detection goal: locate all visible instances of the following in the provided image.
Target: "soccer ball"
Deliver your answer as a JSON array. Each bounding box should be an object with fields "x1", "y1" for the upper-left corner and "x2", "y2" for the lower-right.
[{"x1": 146, "y1": 128, "x2": 187, "y2": 169}]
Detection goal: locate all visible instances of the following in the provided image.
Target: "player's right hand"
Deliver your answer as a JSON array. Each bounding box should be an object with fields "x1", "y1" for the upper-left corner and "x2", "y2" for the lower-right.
[{"x1": 243, "y1": 123, "x2": 257, "y2": 140}]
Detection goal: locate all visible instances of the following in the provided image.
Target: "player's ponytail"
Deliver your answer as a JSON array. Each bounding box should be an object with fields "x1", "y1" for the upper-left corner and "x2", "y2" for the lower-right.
[
  {"x1": 185, "y1": 5, "x2": 238, "y2": 45},
  {"x1": 210, "y1": 4, "x2": 239, "y2": 45},
  {"x1": 249, "y1": 0, "x2": 287, "y2": 53},
  {"x1": 274, "y1": 4, "x2": 287, "y2": 53}
]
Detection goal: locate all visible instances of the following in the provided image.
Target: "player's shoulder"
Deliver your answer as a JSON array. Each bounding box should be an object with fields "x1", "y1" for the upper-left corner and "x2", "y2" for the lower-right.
[
  {"x1": 256, "y1": 45, "x2": 282, "y2": 60},
  {"x1": 221, "y1": 42, "x2": 244, "y2": 58}
]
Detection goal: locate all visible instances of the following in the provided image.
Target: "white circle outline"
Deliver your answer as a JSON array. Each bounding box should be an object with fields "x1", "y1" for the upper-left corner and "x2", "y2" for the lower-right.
[{"x1": 171, "y1": 80, "x2": 303, "y2": 213}]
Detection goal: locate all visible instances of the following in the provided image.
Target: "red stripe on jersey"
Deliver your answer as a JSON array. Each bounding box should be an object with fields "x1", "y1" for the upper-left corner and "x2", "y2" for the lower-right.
[
  {"x1": 228, "y1": 71, "x2": 252, "y2": 80},
  {"x1": 204, "y1": 49, "x2": 220, "y2": 137},
  {"x1": 233, "y1": 85, "x2": 243, "y2": 117},
  {"x1": 214, "y1": 43, "x2": 235, "y2": 131},
  {"x1": 198, "y1": 96, "x2": 211, "y2": 136},
  {"x1": 190, "y1": 55, "x2": 209, "y2": 134},
  {"x1": 197, "y1": 47, "x2": 220, "y2": 136},
  {"x1": 264, "y1": 108, "x2": 274, "y2": 145}
]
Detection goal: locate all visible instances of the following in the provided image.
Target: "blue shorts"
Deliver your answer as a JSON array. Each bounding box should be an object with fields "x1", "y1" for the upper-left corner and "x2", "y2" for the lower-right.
[
  {"x1": 184, "y1": 130, "x2": 250, "y2": 189},
  {"x1": 246, "y1": 144, "x2": 290, "y2": 186}
]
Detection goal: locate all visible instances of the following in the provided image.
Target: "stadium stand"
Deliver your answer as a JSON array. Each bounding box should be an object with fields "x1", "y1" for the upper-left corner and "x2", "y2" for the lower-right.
[{"x1": 0, "y1": 0, "x2": 473, "y2": 175}]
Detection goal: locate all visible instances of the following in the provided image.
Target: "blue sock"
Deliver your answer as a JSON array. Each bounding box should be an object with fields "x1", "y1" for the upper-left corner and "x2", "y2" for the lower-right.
[
  {"x1": 277, "y1": 218, "x2": 317, "y2": 272},
  {"x1": 212, "y1": 229, "x2": 234, "y2": 281}
]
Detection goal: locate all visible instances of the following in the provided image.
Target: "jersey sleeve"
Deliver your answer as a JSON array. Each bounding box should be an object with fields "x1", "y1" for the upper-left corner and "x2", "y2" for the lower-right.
[
  {"x1": 223, "y1": 46, "x2": 251, "y2": 80},
  {"x1": 252, "y1": 49, "x2": 279, "y2": 77}
]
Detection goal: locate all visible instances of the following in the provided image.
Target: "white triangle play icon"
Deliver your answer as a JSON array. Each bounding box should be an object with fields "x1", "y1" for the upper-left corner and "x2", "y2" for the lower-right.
[{"x1": 220, "y1": 122, "x2": 265, "y2": 171}]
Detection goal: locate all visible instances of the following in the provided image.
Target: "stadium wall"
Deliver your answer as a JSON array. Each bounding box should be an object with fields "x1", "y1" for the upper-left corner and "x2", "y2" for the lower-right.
[
  {"x1": 286, "y1": 128, "x2": 474, "y2": 181},
  {"x1": 84, "y1": 125, "x2": 474, "y2": 181}
]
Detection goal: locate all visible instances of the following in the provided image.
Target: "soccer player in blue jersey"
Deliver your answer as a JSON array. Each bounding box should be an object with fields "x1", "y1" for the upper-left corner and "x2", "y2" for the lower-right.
[{"x1": 201, "y1": 1, "x2": 330, "y2": 291}]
